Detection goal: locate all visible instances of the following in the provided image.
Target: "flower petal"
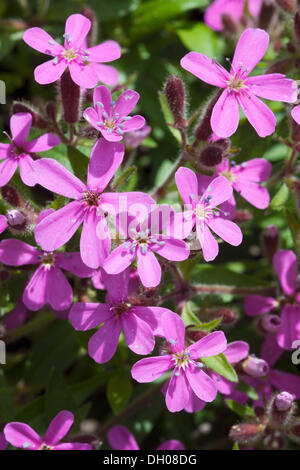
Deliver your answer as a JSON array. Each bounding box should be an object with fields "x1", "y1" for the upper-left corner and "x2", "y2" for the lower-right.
[
  {"x1": 291, "y1": 105, "x2": 300, "y2": 124},
  {"x1": 211, "y1": 89, "x2": 240, "y2": 138},
  {"x1": 277, "y1": 304, "x2": 300, "y2": 350},
  {"x1": 19, "y1": 154, "x2": 36, "y2": 187},
  {"x1": 197, "y1": 222, "x2": 219, "y2": 262},
  {"x1": 200, "y1": 175, "x2": 233, "y2": 207},
  {"x1": 102, "y1": 243, "x2": 136, "y2": 275},
  {"x1": 131, "y1": 355, "x2": 173, "y2": 383},
  {"x1": 23, "y1": 265, "x2": 49, "y2": 311},
  {"x1": 157, "y1": 440, "x2": 185, "y2": 450},
  {"x1": 44, "y1": 410, "x2": 74, "y2": 446},
  {"x1": 121, "y1": 115, "x2": 145, "y2": 133},
  {"x1": 80, "y1": 211, "x2": 110, "y2": 269},
  {"x1": 0, "y1": 214, "x2": 7, "y2": 234},
  {"x1": 185, "y1": 365, "x2": 217, "y2": 402},
  {"x1": 0, "y1": 239, "x2": 39, "y2": 265},
  {"x1": 87, "y1": 40, "x2": 121, "y2": 62},
  {"x1": 165, "y1": 370, "x2": 190, "y2": 412},
  {"x1": 69, "y1": 61, "x2": 98, "y2": 88},
  {"x1": 244, "y1": 295, "x2": 277, "y2": 316},
  {"x1": 87, "y1": 138, "x2": 124, "y2": 191},
  {"x1": 233, "y1": 179, "x2": 270, "y2": 209},
  {"x1": 187, "y1": 331, "x2": 227, "y2": 359},
  {"x1": 231, "y1": 28, "x2": 269, "y2": 76},
  {"x1": 107, "y1": 425, "x2": 139, "y2": 451},
  {"x1": 207, "y1": 217, "x2": 242, "y2": 246},
  {"x1": 88, "y1": 317, "x2": 121, "y2": 363},
  {"x1": 122, "y1": 311, "x2": 155, "y2": 355},
  {"x1": 235, "y1": 158, "x2": 271, "y2": 182},
  {"x1": 55, "y1": 252, "x2": 95, "y2": 277},
  {"x1": 10, "y1": 112, "x2": 32, "y2": 145},
  {"x1": 23, "y1": 27, "x2": 63, "y2": 55},
  {"x1": 64, "y1": 14, "x2": 91, "y2": 48},
  {"x1": 273, "y1": 249, "x2": 298, "y2": 295},
  {"x1": 24, "y1": 133, "x2": 60, "y2": 152},
  {"x1": 152, "y1": 238, "x2": 190, "y2": 261},
  {"x1": 224, "y1": 341, "x2": 249, "y2": 364},
  {"x1": 34, "y1": 59, "x2": 67, "y2": 84},
  {"x1": 137, "y1": 249, "x2": 161, "y2": 287},
  {"x1": 114, "y1": 90, "x2": 140, "y2": 118},
  {"x1": 4, "y1": 423, "x2": 41, "y2": 450},
  {"x1": 246, "y1": 73, "x2": 297, "y2": 103},
  {"x1": 175, "y1": 167, "x2": 199, "y2": 204},
  {"x1": 69, "y1": 302, "x2": 113, "y2": 331},
  {"x1": 0, "y1": 158, "x2": 17, "y2": 186},
  {"x1": 180, "y1": 52, "x2": 229, "y2": 86},
  {"x1": 46, "y1": 267, "x2": 73, "y2": 310},
  {"x1": 161, "y1": 310, "x2": 185, "y2": 353},
  {"x1": 90, "y1": 63, "x2": 119, "y2": 86},
  {"x1": 237, "y1": 92, "x2": 276, "y2": 137}
]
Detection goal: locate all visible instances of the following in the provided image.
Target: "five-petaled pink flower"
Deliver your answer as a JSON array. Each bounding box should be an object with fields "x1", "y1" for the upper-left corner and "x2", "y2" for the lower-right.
[
  {"x1": 32, "y1": 138, "x2": 154, "y2": 269},
  {"x1": 102, "y1": 204, "x2": 190, "y2": 287},
  {"x1": 131, "y1": 312, "x2": 227, "y2": 412},
  {"x1": 83, "y1": 85, "x2": 145, "y2": 142},
  {"x1": 0, "y1": 229, "x2": 94, "y2": 312},
  {"x1": 175, "y1": 167, "x2": 242, "y2": 262},
  {"x1": 4, "y1": 410, "x2": 91, "y2": 450},
  {"x1": 23, "y1": 14, "x2": 121, "y2": 88},
  {"x1": 181, "y1": 28, "x2": 297, "y2": 138},
  {"x1": 244, "y1": 249, "x2": 300, "y2": 350},
  {"x1": 0, "y1": 112, "x2": 60, "y2": 187},
  {"x1": 108, "y1": 425, "x2": 185, "y2": 451},
  {"x1": 69, "y1": 269, "x2": 171, "y2": 363},
  {"x1": 204, "y1": 0, "x2": 263, "y2": 32}
]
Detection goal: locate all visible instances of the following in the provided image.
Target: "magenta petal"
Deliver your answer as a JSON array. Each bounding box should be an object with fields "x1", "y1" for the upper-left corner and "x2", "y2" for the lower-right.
[
  {"x1": 261, "y1": 334, "x2": 283, "y2": 367},
  {"x1": 83, "y1": 107, "x2": 99, "y2": 129},
  {"x1": 69, "y1": 61, "x2": 98, "y2": 88},
  {"x1": 204, "y1": 0, "x2": 245, "y2": 31},
  {"x1": 133, "y1": 305, "x2": 168, "y2": 337},
  {"x1": 87, "y1": 138, "x2": 124, "y2": 191},
  {"x1": 46, "y1": 267, "x2": 73, "y2": 310},
  {"x1": 23, "y1": 27, "x2": 63, "y2": 55},
  {"x1": 180, "y1": 52, "x2": 229, "y2": 86},
  {"x1": 224, "y1": 341, "x2": 249, "y2": 364},
  {"x1": 122, "y1": 311, "x2": 155, "y2": 355},
  {"x1": 234, "y1": 179, "x2": 270, "y2": 209},
  {"x1": 19, "y1": 154, "x2": 36, "y2": 187},
  {"x1": 197, "y1": 223, "x2": 219, "y2": 262},
  {"x1": 0, "y1": 158, "x2": 18, "y2": 186},
  {"x1": 23, "y1": 265, "x2": 49, "y2": 311},
  {"x1": 244, "y1": 295, "x2": 277, "y2": 316},
  {"x1": 201, "y1": 175, "x2": 233, "y2": 208},
  {"x1": 175, "y1": 167, "x2": 199, "y2": 204},
  {"x1": 157, "y1": 440, "x2": 185, "y2": 451},
  {"x1": 161, "y1": 311, "x2": 185, "y2": 353},
  {"x1": 102, "y1": 243, "x2": 136, "y2": 275},
  {"x1": 101, "y1": 191, "x2": 155, "y2": 215},
  {"x1": 187, "y1": 331, "x2": 227, "y2": 359},
  {"x1": 34, "y1": 59, "x2": 67, "y2": 84},
  {"x1": 56, "y1": 252, "x2": 95, "y2": 277},
  {"x1": 103, "y1": 270, "x2": 131, "y2": 303},
  {"x1": 115, "y1": 90, "x2": 140, "y2": 118},
  {"x1": 185, "y1": 365, "x2": 217, "y2": 402},
  {"x1": 64, "y1": 14, "x2": 91, "y2": 48},
  {"x1": 211, "y1": 89, "x2": 240, "y2": 138},
  {"x1": 121, "y1": 115, "x2": 145, "y2": 133},
  {"x1": 0, "y1": 239, "x2": 39, "y2": 265},
  {"x1": 184, "y1": 385, "x2": 206, "y2": 413},
  {"x1": 87, "y1": 40, "x2": 121, "y2": 62},
  {"x1": 236, "y1": 158, "x2": 271, "y2": 182},
  {"x1": 231, "y1": 28, "x2": 269, "y2": 75},
  {"x1": 69, "y1": 302, "x2": 113, "y2": 331},
  {"x1": 35, "y1": 201, "x2": 84, "y2": 252},
  {"x1": 246, "y1": 73, "x2": 297, "y2": 103},
  {"x1": 291, "y1": 105, "x2": 300, "y2": 125},
  {"x1": 0, "y1": 143, "x2": 11, "y2": 159},
  {"x1": 0, "y1": 214, "x2": 7, "y2": 234},
  {"x1": 166, "y1": 370, "x2": 190, "y2": 412},
  {"x1": 269, "y1": 369, "x2": 300, "y2": 399},
  {"x1": 108, "y1": 425, "x2": 139, "y2": 451},
  {"x1": 24, "y1": 133, "x2": 60, "y2": 152},
  {"x1": 44, "y1": 410, "x2": 74, "y2": 446},
  {"x1": 80, "y1": 211, "x2": 110, "y2": 269},
  {"x1": 137, "y1": 249, "x2": 161, "y2": 287},
  {"x1": 238, "y1": 92, "x2": 276, "y2": 137},
  {"x1": 277, "y1": 304, "x2": 300, "y2": 350},
  {"x1": 33, "y1": 158, "x2": 85, "y2": 198},
  {"x1": 131, "y1": 355, "x2": 173, "y2": 383},
  {"x1": 273, "y1": 249, "x2": 297, "y2": 295},
  {"x1": 152, "y1": 238, "x2": 190, "y2": 261},
  {"x1": 88, "y1": 317, "x2": 121, "y2": 364},
  {"x1": 91, "y1": 63, "x2": 119, "y2": 86},
  {"x1": 10, "y1": 113, "x2": 32, "y2": 145},
  {"x1": 207, "y1": 217, "x2": 242, "y2": 246},
  {"x1": 4, "y1": 422, "x2": 42, "y2": 449},
  {"x1": 93, "y1": 84, "x2": 112, "y2": 114}
]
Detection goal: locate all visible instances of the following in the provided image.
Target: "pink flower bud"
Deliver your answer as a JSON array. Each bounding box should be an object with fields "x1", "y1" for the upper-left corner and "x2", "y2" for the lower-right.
[
  {"x1": 216, "y1": 307, "x2": 237, "y2": 325},
  {"x1": 6, "y1": 210, "x2": 25, "y2": 227},
  {"x1": 242, "y1": 356, "x2": 269, "y2": 377},
  {"x1": 275, "y1": 392, "x2": 294, "y2": 411},
  {"x1": 164, "y1": 75, "x2": 186, "y2": 127},
  {"x1": 198, "y1": 144, "x2": 223, "y2": 167},
  {"x1": 229, "y1": 423, "x2": 264, "y2": 444},
  {"x1": 260, "y1": 314, "x2": 281, "y2": 333},
  {"x1": 1, "y1": 185, "x2": 24, "y2": 207}
]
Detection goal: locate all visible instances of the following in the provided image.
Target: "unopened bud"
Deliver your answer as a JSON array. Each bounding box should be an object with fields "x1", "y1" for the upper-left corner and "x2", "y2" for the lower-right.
[
  {"x1": 221, "y1": 14, "x2": 239, "y2": 34},
  {"x1": 81, "y1": 8, "x2": 98, "y2": 48},
  {"x1": 268, "y1": 392, "x2": 295, "y2": 428},
  {"x1": 60, "y1": 70, "x2": 81, "y2": 124},
  {"x1": 45, "y1": 102, "x2": 57, "y2": 122},
  {"x1": 164, "y1": 75, "x2": 186, "y2": 127},
  {"x1": 1, "y1": 185, "x2": 24, "y2": 207},
  {"x1": 276, "y1": 0, "x2": 296, "y2": 13},
  {"x1": 233, "y1": 210, "x2": 253, "y2": 223},
  {"x1": 199, "y1": 145, "x2": 223, "y2": 167},
  {"x1": 242, "y1": 356, "x2": 269, "y2": 377},
  {"x1": 275, "y1": 392, "x2": 294, "y2": 411},
  {"x1": 187, "y1": 329, "x2": 208, "y2": 342},
  {"x1": 259, "y1": 314, "x2": 281, "y2": 334},
  {"x1": 262, "y1": 224, "x2": 279, "y2": 264},
  {"x1": 12, "y1": 102, "x2": 48, "y2": 130},
  {"x1": 193, "y1": 91, "x2": 222, "y2": 144},
  {"x1": 258, "y1": 3, "x2": 276, "y2": 30},
  {"x1": 6, "y1": 210, "x2": 25, "y2": 227},
  {"x1": 229, "y1": 423, "x2": 264, "y2": 444},
  {"x1": 216, "y1": 307, "x2": 237, "y2": 324}
]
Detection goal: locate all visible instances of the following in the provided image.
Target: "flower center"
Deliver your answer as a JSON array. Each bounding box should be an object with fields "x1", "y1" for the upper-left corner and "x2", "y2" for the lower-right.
[
  {"x1": 62, "y1": 48, "x2": 78, "y2": 62},
  {"x1": 38, "y1": 252, "x2": 55, "y2": 268},
  {"x1": 113, "y1": 302, "x2": 132, "y2": 316},
  {"x1": 228, "y1": 75, "x2": 245, "y2": 91},
  {"x1": 39, "y1": 443, "x2": 53, "y2": 450},
  {"x1": 83, "y1": 190, "x2": 100, "y2": 207},
  {"x1": 173, "y1": 350, "x2": 192, "y2": 371},
  {"x1": 124, "y1": 229, "x2": 165, "y2": 254},
  {"x1": 221, "y1": 170, "x2": 236, "y2": 183}
]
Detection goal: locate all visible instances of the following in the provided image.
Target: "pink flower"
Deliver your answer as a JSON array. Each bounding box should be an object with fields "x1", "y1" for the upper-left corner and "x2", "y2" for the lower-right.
[
  {"x1": 291, "y1": 105, "x2": 300, "y2": 124},
  {"x1": 244, "y1": 249, "x2": 300, "y2": 350},
  {"x1": 23, "y1": 14, "x2": 121, "y2": 88},
  {"x1": 83, "y1": 86, "x2": 145, "y2": 142},
  {"x1": 108, "y1": 425, "x2": 185, "y2": 450},
  {"x1": 4, "y1": 410, "x2": 92, "y2": 450},
  {"x1": 175, "y1": 167, "x2": 242, "y2": 261},
  {"x1": 214, "y1": 157, "x2": 272, "y2": 211},
  {"x1": 131, "y1": 313, "x2": 227, "y2": 412},
  {"x1": 124, "y1": 124, "x2": 152, "y2": 149},
  {"x1": 204, "y1": 0, "x2": 263, "y2": 32},
  {"x1": 102, "y1": 205, "x2": 190, "y2": 288},
  {"x1": 0, "y1": 432, "x2": 7, "y2": 450},
  {"x1": 181, "y1": 28, "x2": 297, "y2": 138},
  {"x1": 69, "y1": 269, "x2": 171, "y2": 363},
  {"x1": 32, "y1": 138, "x2": 154, "y2": 269},
  {"x1": 0, "y1": 113, "x2": 60, "y2": 187},
  {"x1": 0, "y1": 236, "x2": 94, "y2": 311}
]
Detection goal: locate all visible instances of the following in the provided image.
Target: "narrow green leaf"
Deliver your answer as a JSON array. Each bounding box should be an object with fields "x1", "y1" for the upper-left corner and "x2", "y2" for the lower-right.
[
  {"x1": 226, "y1": 399, "x2": 256, "y2": 419},
  {"x1": 201, "y1": 353, "x2": 238, "y2": 383},
  {"x1": 270, "y1": 183, "x2": 289, "y2": 211},
  {"x1": 190, "y1": 317, "x2": 222, "y2": 332},
  {"x1": 67, "y1": 146, "x2": 89, "y2": 181}
]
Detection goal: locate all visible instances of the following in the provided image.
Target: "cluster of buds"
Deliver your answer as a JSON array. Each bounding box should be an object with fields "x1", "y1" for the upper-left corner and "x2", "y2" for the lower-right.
[{"x1": 230, "y1": 391, "x2": 300, "y2": 449}]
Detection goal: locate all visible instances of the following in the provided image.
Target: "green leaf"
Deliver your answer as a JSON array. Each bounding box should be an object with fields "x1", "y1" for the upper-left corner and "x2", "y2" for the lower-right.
[
  {"x1": 226, "y1": 399, "x2": 256, "y2": 419},
  {"x1": 158, "y1": 91, "x2": 181, "y2": 142},
  {"x1": 113, "y1": 166, "x2": 137, "y2": 190},
  {"x1": 178, "y1": 23, "x2": 224, "y2": 59},
  {"x1": 107, "y1": 371, "x2": 133, "y2": 414},
  {"x1": 270, "y1": 183, "x2": 289, "y2": 211},
  {"x1": 67, "y1": 146, "x2": 89, "y2": 181},
  {"x1": 45, "y1": 368, "x2": 76, "y2": 423},
  {"x1": 181, "y1": 301, "x2": 199, "y2": 326},
  {"x1": 190, "y1": 318, "x2": 222, "y2": 332},
  {"x1": 201, "y1": 353, "x2": 238, "y2": 383},
  {"x1": 236, "y1": 381, "x2": 259, "y2": 401},
  {"x1": 284, "y1": 209, "x2": 300, "y2": 258}
]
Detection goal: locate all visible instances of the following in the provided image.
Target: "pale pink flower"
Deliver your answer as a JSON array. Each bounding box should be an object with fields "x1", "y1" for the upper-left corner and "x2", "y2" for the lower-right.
[
  {"x1": 0, "y1": 236, "x2": 94, "y2": 311},
  {"x1": 4, "y1": 410, "x2": 91, "y2": 450},
  {"x1": 32, "y1": 138, "x2": 154, "y2": 268},
  {"x1": 108, "y1": 425, "x2": 185, "y2": 450},
  {"x1": 0, "y1": 113, "x2": 60, "y2": 187},
  {"x1": 244, "y1": 249, "x2": 300, "y2": 350},
  {"x1": 181, "y1": 28, "x2": 297, "y2": 138},
  {"x1": 131, "y1": 313, "x2": 227, "y2": 412},
  {"x1": 83, "y1": 86, "x2": 145, "y2": 142},
  {"x1": 23, "y1": 14, "x2": 121, "y2": 88},
  {"x1": 175, "y1": 167, "x2": 242, "y2": 261},
  {"x1": 102, "y1": 205, "x2": 190, "y2": 288},
  {"x1": 69, "y1": 269, "x2": 170, "y2": 363},
  {"x1": 204, "y1": 0, "x2": 263, "y2": 32}
]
